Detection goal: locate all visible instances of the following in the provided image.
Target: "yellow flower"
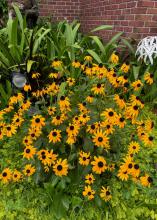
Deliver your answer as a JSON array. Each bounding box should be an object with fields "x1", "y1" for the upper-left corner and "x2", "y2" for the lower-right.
[
  {"x1": 91, "y1": 83, "x2": 105, "y2": 95},
  {"x1": 128, "y1": 141, "x2": 140, "y2": 154},
  {"x1": 0, "y1": 168, "x2": 12, "y2": 183},
  {"x1": 49, "y1": 72, "x2": 58, "y2": 79},
  {"x1": 114, "y1": 94, "x2": 126, "y2": 109},
  {"x1": 86, "y1": 95, "x2": 94, "y2": 103},
  {"x1": 120, "y1": 63, "x2": 130, "y2": 73},
  {"x1": 85, "y1": 173, "x2": 95, "y2": 185},
  {"x1": 23, "y1": 145, "x2": 36, "y2": 160},
  {"x1": 144, "y1": 72, "x2": 153, "y2": 85},
  {"x1": 23, "y1": 164, "x2": 36, "y2": 177},
  {"x1": 117, "y1": 169, "x2": 129, "y2": 181},
  {"x1": 31, "y1": 115, "x2": 45, "y2": 128},
  {"x1": 67, "y1": 77, "x2": 75, "y2": 86},
  {"x1": 23, "y1": 136, "x2": 33, "y2": 146},
  {"x1": 32, "y1": 72, "x2": 40, "y2": 79},
  {"x1": 91, "y1": 156, "x2": 107, "y2": 174},
  {"x1": 72, "y1": 60, "x2": 81, "y2": 68},
  {"x1": 12, "y1": 170, "x2": 22, "y2": 182},
  {"x1": 92, "y1": 130, "x2": 109, "y2": 149},
  {"x1": 48, "y1": 129, "x2": 61, "y2": 143},
  {"x1": 4, "y1": 124, "x2": 17, "y2": 137},
  {"x1": 101, "y1": 108, "x2": 118, "y2": 125},
  {"x1": 53, "y1": 159, "x2": 68, "y2": 177},
  {"x1": 83, "y1": 185, "x2": 95, "y2": 200},
  {"x1": 100, "y1": 186, "x2": 112, "y2": 201},
  {"x1": 52, "y1": 59, "x2": 62, "y2": 67},
  {"x1": 131, "y1": 80, "x2": 143, "y2": 91},
  {"x1": 110, "y1": 53, "x2": 119, "y2": 64},
  {"x1": 24, "y1": 83, "x2": 31, "y2": 92},
  {"x1": 79, "y1": 151, "x2": 90, "y2": 166},
  {"x1": 140, "y1": 174, "x2": 153, "y2": 187},
  {"x1": 47, "y1": 106, "x2": 56, "y2": 116},
  {"x1": 66, "y1": 124, "x2": 79, "y2": 136},
  {"x1": 84, "y1": 56, "x2": 92, "y2": 62},
  {"x1": 52, "y1": 114, "x2": 65, "y2": 126}
]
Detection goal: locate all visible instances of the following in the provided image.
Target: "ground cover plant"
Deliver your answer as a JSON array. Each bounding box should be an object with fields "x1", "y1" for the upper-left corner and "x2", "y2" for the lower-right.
[{"x1": 0, "y1": 5, "x2": 157, "y2": 220}]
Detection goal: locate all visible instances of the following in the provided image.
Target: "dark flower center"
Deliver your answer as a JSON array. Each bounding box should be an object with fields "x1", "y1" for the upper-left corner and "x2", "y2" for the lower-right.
[
  {"x1": 119, "y1": 95, "x2": 123, "y2": 99},
  {"x1": 83, "y1": 114, "x2": 86, "y2": 118},
  {"x1": 60, "y1": 96, "x2": 65, "y2": 100},
  {"x1": 26, "y1": 169, "x2": 30, "y2": 173},
  {"x1": 35, "y1": 118, "x2": 40, "y2": 123},
  {"x1": 106, "y1": 191, "x2": 110, "y2": 196},
  {"x1": 147, "y1": 176, "x2": 153, "y2": 183},
  {"x1": 98, "y1": 161, "x2": 104, "y2": 168},
  {"x1": 134, "y1": 164, "x2": 139, "y2": 169},
  {"x1": 89, "y1": 177, "x2": 92, "y2": 181},
  {"x1": 133, "y1": 146, "x2": 136, "y2": 149},
  {"x1": 133, "y1": 105, "x2": 138, "y2": 110},
  {"x1": 137, "y1": 83, "x2": 141, "y2": 87},
  {"x1": 97, "y1": 83, "x2": 101, "y2": 88},
  {"x1": 119, "y1": 117, "x2": 125, "y2": 123},
  {"x1": 91, "y1": 125, "x2": 95, "y2": 129},
  {"x1": 14, "y1": 174, "x2": 17, "y2": 178},
  {"x1": 52, "y1": 132, "x2": 57, "y2": 136},
  {"x1": 56, "y1": 116, "x2": 60, "y2": 120},
  {"x1": 149, "y1": 136, "x2": 154, "y2": 141},
  {"x1": 70, "y1": 126, "x2": 74, "y2": 130},
  {"x1": 109, "y1": 111, "x2": 114, "y2": 116},
  {"x1": 26, "y1": 149, "x2": 30, "y2": 153},
  {"x1": 7, "y1": 127, "x2": 11, "y2": 131},
  {"x1": 98, "y1": 137, "x2": 103, "y2": 142},
  {"x1": 150, "y1": 74, "x2": 153, "y2": 78},
  {"x1": 99, "y1": 63, "x2": 103, "y2": 68},
  {"x1": 128, "y1": 163, "x2": 133, "y2": 169},
  {"x1": 113, "y1": 73, "x2": 116, "y2": 77},
  {"x1": 83, "y1": 157, "x2": 87, "y2": 161},
  {"x1": 124, "y1": 75, "x2": 128, "y2": 80},
  {"x1": 88, "y1": 191, "x2": 92, "y2": 195},
  {"x1": 57, "y1": 165, "x2": 63, "y2": 171},
  {"x1": 31, "y1": 133, "x2": 35, "y2": 137},
  {"x1": 83, "y1": 102, "x2": 86, "y2": 106},
  {"x1": 42, "y1": 155, "x2": 46, "y2": 159},
  {"x1": 2, "y1": 172, "x2": 7, "y2": 177},
  {"x1": 16, "y1": 119, "x2": 20, "y2": 122},
  {"x1": 136, "y1": 96, "x2": 140, "y2": 100},
  {"x1": 107, "y1": 125, "x2": 110, "y2": 129}
]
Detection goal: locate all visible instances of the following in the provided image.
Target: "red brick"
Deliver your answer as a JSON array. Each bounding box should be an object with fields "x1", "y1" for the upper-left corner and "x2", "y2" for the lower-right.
[{"x1": 137, "y1": 1, "x2": 155, "y2": 7}]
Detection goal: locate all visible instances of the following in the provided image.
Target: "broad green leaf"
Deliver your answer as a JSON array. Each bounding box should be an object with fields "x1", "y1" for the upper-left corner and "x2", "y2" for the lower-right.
[
  {"x1": 27, "y1": 60, "x2": 35, "y2": 73},
  {"x1": 87, "y1": 49, "x2": 102, "y2": 63},
  {"x1": 90, "y1": 35, "x2": 105, "y2": 55},
  {"x1": 91, "y1": 25, "x2": 113, "y2": 32},
  {"x1": 121, "y1": 38, "x2": 135, "y2": 54}
]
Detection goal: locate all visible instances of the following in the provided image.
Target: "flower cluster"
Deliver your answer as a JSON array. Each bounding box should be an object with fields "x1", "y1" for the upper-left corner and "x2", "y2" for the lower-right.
[{"x1": 0, "y1": 54, "x2": 155, "y2": 202}]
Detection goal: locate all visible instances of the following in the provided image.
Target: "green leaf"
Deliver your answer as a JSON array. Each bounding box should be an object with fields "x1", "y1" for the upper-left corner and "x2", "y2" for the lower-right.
[
  {"x1": 27, "y1": 60, "x2": 35, "y2": 73},
  {"x1": 91, "y1": 25, "x2": 113, "y2": 32},
  {"x1": 87, "y1": 49, "x2": 102, "y2": 63},
  {"x1": 90, "y1": 36, "x2": 106, "y2": 55},
  {"x1": 57, "y1": 82, "x2": 67, "y2": 100},
  {"x1": 121, "y1": 38, "x2": 135, "y2": 54},
  {"x1": 61, "y1": 195, "x2": 70, "y2": 210}
]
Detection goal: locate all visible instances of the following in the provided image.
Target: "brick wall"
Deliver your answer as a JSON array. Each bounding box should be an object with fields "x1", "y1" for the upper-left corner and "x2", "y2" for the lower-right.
[
  {"x1": 7, "y1": 0, "x2": 157, "y2": 40},
  {"x1": 38, "y1": 0, "x2": 80, "y2": 22},
  {"x1": 80, "y1": 0, "x2": 157, "y2": 41}
]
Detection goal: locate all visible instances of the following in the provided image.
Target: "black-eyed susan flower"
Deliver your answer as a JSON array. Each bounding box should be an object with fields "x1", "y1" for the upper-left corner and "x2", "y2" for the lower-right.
[
  {"x1": 9, "y1": 93, "x2": 24, "y2": 105},
  {"x1": 4, "y1": 124, "x2": 17, "y2": 137},
  {"x1": 66, "y1": 124, "x2": 79, "y2": 136},
  {"x1": 66, "y1": 135, "x2": 76, "y2": 145},
  {"x1": 117, "y1": 169, "x2": 129, "y2": 181},
  {"x1": 100, "y1": 186, "x2": 112, "y2": 201},
  {"x1": 24, "y1": 83, "x2": 31, "y2": 92},
  {"x1": 83, "y1": 185, "x2": 95, "y2": 200},
  {"x1": 101, "y1": 108, "x2": 118, "y2": 125},
  {"x1": 140, "y1": 174, "x2": 153, "y2": 187},
  {"x1": 72, "y1": 60, "x2": 81, "y2": 68},
  {"x1": 52, "y1": 115, "x2": 64, "y2": 126},
  {"x1": 23, "y1": 164, "x2": 36, "y2": 177},
  {"x1": 49, "y1": 72, "x2": 58, "y2": 79},
  {"x1": 23, "y1": 136, "x2": 33, "y2": 146},
  {"x1": 28, "y1": 127, "x2": 41, "y2": 140},
  {"x1": 53, "y1": 159, "x2": 68, "y2": 177},
  {"x1": 117, "y1": 115, "x2": 126, "y2": 128},
  {"x1": 144, "y1": 72, "x2": 153, "y2": 85},
  {"x1": 101, "y1": 121, "x2": 115, "y2": 135},
  {"x1": 91, "y1": 83, "x2": 105, "y2": 95},
  {"x1": 58, "y1": 96, "x2": 70, "y2": 110},
  {"x1": 12, "y1": 114, "x2": 24, "y2": 127},
  {"x1": 114, "y1": 94, "x2": 126, "y2": 109},
  {"x1": 131, "y1": 80, "x2": 143, "y2": 91},
  {"x1": 48, "y1": 129, "x2": 61, "y2": 143},
  {"x1": 128, "y1": 141, "x2": 140, "y2": 154},
  {"x1": 125, "y1": 105, "x2": 139, "y2": 119},
  {"x1": 12, "y1": 170, "x2": 22, "y2": 182},
  {"x1": 79, "y1": 151, "x2": 90, "y2": 166},
  {"x1": 86, "y1": 124, "x2": 97, "y2": 134},
  {"x1": 107, "y1": 164, "x2": 115, "y2": 172},
  {"x1": 84, "y1": 56, "x2": 92, "y2": 62},
  {"x1": 32, "y1": 72, "x2": 40, "y2": 79},
  {"x1": 91, "y1": 156, "x2": 107, "y2": 174},
  {"x1": 79, "y1": 113, "x2": 90, "y2": 124},
  {"x1": 0, "y1": 168, "x2": 12, "y2": 183},
  {"x1": 110, "y1": 53, "x2": 119, "y2": 64},
  {"x1": 92, "y1": 130, "x2": 109, "y2": 149},
  {"x1": 120, "y1": 63, "x2": 130, "y2": 73},
  {"x1": 67, "y1": 77, "x2": 75, "y2": 86},
  {"x1": 20, "y1": 100, "x2": 31, "y2": 111},
  {"x1": 142, "y1": 134, "x2": 154, "y2": 146},
  {"x1": 47, "y1": 106, "x2": 56, "y2": 116},
  {"x1": 85, "y1": 173, "x2": 95, "y2": 185},
  {"x1": 52, "y1": 59, "x2": 62, "y2": 68},
  {"x1": 131, "y1": 164, "x2": 140, "y2": 177},
  {"x1": 31, "y1": 115, "x2": 45, "y2": 129},
  {"x1": 86, "y1": 95, "x2": 94, "y2": 103},
  {"x1": 23, "y1": 145, "x2": 36, "y2": 160}
]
